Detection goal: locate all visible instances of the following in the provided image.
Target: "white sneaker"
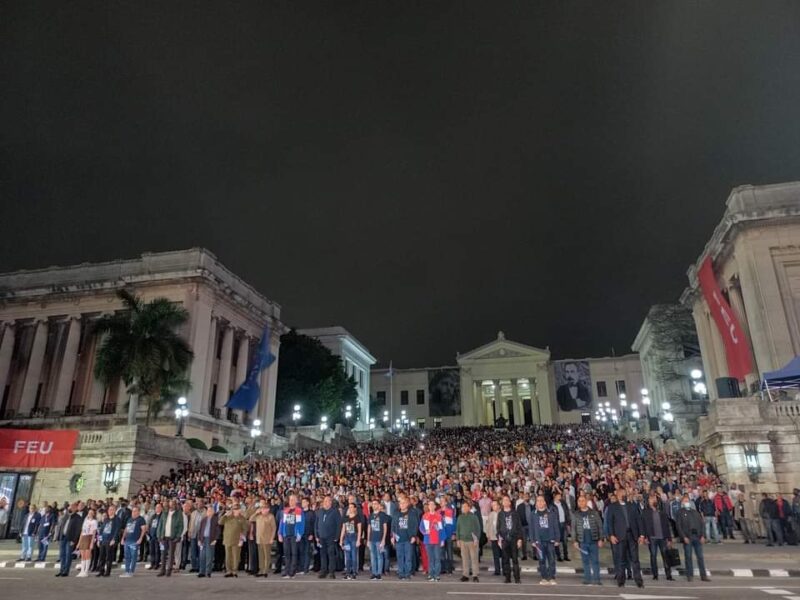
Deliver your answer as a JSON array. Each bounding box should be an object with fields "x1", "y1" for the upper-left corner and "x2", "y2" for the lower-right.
[
  {"x1": 119, "y1": 573, "x2": 132, "y2": 578},
  {"x1": 145, "y1": 565, "x2": 152, "y2": 570},
  {"x1": 76, "y1": 572, "x2": 88, "y2": 578},
  {"x1": 549, "y1": 580, "x2": 557, "y2": 585},
  {"x1": 539, "y1": 579, "x2": 548, "y2": 585}
]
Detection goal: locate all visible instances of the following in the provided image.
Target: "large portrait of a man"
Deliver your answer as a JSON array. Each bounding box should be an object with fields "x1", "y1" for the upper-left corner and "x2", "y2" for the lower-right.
[
  {"x1": 554, "y1": 360, "x2": 593, "y2": 411},
  {"x1": 428, "y1": 369, "x2": 461, "y2": 416}
]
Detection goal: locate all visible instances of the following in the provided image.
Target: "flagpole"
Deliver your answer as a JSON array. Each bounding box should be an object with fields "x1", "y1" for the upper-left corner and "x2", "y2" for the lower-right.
[{"x1": 389, "y1": 360, "x2": 394, "y2": 428}]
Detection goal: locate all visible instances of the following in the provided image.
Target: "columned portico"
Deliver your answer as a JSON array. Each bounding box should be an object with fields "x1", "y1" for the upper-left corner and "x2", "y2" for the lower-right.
[{"x1": 457, "y1": 331, "x2": 555, "y2": 426}]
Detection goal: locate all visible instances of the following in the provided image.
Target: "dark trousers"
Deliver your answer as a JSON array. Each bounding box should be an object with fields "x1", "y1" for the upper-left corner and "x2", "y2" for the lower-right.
[
  {"x1": 683, "y1": 538, "x2": 707, "y2": 579},
  {"x1": 139, "y1": 534, "x2": 148, "y2": 562},
  {"x1": 442, "y1": 538, "x2": 454, "y2": 573},
  {"x1": 180, "y1": 536, "x2": 190, "y2": 568},
  {"x1": 283, "y1": 536, "x2": 299, "y2": 576},
  {"x1": 648, "y1": 539, "x2": 671, "y2": 577},
  {"x1": 274, "y1": 540, "x2": 283, "y2": 573},
  {"x1": 248, "y1": 539, "x2": 258, "y2": 573},
  {"x1": 358, "y1": 538, "x2": 366, "y2": 571},
  {"x1": 500, "y1": 540, "x2": 521, "y2": 582},
  {"x1": 556, "y1": 525, "x2": 569, "y2": 559},
  {"x1": 319, "y1": 538, "x2": 337, "y2": 574},
  {"x1": 490, "y1": 540, "x2": 501, "y2": 574},
  {"x1": 612, "y1": 532, "x2": 642, "y2": 585},
  {"x1": 159, "y1": 538, "x2": 178, "y2": 575},
  {"x1": 98, "y1": 542, "x2": 114, "y2": 576},
  {"x1": 58, "y1": 538, "x2": 74, "y2": 575},
  {"x1": 149, "y1": 534, "x2": 161, "y2": 568}
]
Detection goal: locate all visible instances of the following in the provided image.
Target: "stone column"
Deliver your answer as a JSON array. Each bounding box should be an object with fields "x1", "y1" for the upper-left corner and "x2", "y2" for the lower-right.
[
  {"x1": 19, "y1": 319, "x2": 49, "y2": 415},
  {"x1": 261, "y1": 333, "x2": 280, "y2": 437},
  {"x1": 187, "y1": 303, "x2": 213, "y2": 415},
  {"x1": 214, "y1": 324, "x2": 235, "y2": 419},
  {"x1": 511, "y1": 378, "x2": 523, "y2": 425},
  {"x1": 234, "y1": 333, "x2": 250, "y2": 422},
  {"x1": 493, "y1": 379, "x2": 507, "y2": 422},
  {"x1": 202, "y1": 316, "x2": 219, "y2": 415},
  {"x1": 52, "y1": 316, "x2": 82, "y2": 414},
  {"x1": 537, "y1": 364, "x2": 554, "y2": 424},
  {"x1": 728, "y1": 281, "x2": 758, "y2": 391},
  {"x1": 707, "y1": 307, "x2": 731, "y2": 380},
  {"x1": 692, "y1": 302, "x2": 720, "y2": 400},
  {"x1": 0, "y1": 323, "x2": 16, "y2": 402}
]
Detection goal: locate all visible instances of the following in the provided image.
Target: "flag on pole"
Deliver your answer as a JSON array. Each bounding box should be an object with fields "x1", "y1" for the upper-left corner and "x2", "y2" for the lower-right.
[{"x1": 226, "y1": 326, "x2": 276, "y2": 413}]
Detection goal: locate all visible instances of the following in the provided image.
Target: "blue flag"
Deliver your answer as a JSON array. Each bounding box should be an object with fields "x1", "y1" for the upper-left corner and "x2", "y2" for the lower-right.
[{"x1": 226, "y1": 326, "x2": 276, "y2": 413}]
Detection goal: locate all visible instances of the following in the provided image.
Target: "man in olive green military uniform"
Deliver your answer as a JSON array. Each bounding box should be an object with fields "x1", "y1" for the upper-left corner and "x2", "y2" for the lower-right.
[{"x1": 219, "y1": 504, "x2": 248, "y2": 577}]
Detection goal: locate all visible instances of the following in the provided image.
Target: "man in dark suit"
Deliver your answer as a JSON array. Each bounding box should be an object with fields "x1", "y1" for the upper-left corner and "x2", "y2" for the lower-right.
[
  {"x1": 55, "y1": 503, "x2": 83, "y2": 577},
  {"x1": 556, "y1": 363, "x2": 592, "y2": 411},
  {"x1": 606, "y1": 488, "x2": 645, "y2": 588},
  {"x1": 642, "y1": 494, "x2": 674, "y2": 581}
]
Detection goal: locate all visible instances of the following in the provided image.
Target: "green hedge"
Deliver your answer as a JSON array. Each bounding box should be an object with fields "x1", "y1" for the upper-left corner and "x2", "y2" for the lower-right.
[
  {"x1": 208, "y1": 445, "x2": 228, "y2": 454},
  {"x1": 186, "y1": 438, "x2": 207, "y2": 450}
]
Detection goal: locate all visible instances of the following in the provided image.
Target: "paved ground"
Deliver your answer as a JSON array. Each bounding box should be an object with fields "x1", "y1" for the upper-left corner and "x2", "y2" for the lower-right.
[
  {"x1": 3, "y1": 568, "x2": 800, "y2": 600},
  {"x1": 5, "y1": 539, "x2": 797, "y2": 573}
]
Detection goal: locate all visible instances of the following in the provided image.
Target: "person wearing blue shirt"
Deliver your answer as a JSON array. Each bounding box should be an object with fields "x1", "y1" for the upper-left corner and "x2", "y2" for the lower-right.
[
  {"x1": 531, "y1": 495, "x2": 560, "y2": 585},
  {"x1": 340, "y1": 504, "x2": 362, "y2": 580},
  {"x1": 391, "y1": 495, "x2": 419, "y2": 581},
  {"x1": 368, "y1": 500, "x2": 389, "y2": 579},
  {"x1": 121, "y1": 507, "x2": 146, "y2": 577},
  {"x1": 96, "y1": 505, "x2": 121, "y2": 577},
  {"x1": 36, "y1": 506, "x2": 56, "y2": 562}
]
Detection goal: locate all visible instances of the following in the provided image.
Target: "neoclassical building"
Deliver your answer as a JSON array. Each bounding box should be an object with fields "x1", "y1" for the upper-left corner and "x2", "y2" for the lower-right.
[
  {"x1": 0, "y1": 248, "x2": 283, "y2": 451},
  {"x1": 298, "y1": 326, "x2": 376, "y2": 427},
  {"x1": 371, "y1": 332, "x2": 643, "y2": 429}
]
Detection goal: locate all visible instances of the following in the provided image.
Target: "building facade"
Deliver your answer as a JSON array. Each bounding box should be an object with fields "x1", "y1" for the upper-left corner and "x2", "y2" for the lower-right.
[
  {"x1": 681, "y1": 181, "x2": 800, "y2": 395},
  {"x1": 0, "y1": 248, "x2": 283, "y2": 450},
  {"x1": 632, "y1": 304, "x2": 705, "y2": 442},
  {"x1": 370, "y1": 332, "x2": 644, "y2": 429},
  {"x1": 680, "y1": 181, "x2": 800, "y2": 493},
  {"x1": 298, "y1": 327, "x2": 376, "y2": 428}
]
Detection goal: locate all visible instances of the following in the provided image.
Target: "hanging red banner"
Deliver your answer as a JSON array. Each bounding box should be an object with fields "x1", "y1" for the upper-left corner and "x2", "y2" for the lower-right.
[
  {"x1": 697, "y1": 256, "x2": 754, "y2": 381},
  {"x1": 0, "y1": 429, "x2": 79, "y2": 468}
]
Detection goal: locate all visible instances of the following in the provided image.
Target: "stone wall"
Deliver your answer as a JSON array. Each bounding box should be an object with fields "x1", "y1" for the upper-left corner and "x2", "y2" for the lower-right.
[
  {"x1": 698, "y1": 397, "x2": 800, "y2": 494},
  {"x1": 29, "y1": 425, "x2": 197, "y2": 504}
]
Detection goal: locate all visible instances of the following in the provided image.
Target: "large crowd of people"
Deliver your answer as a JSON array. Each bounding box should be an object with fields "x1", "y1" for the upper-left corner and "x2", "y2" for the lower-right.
[{"x1": 6, "y1": 424, "x2": 800, "y2": 587}]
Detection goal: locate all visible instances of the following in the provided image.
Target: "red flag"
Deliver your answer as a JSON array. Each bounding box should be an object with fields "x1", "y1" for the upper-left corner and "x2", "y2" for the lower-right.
[{"x1": 0, "y1": 429, "x2": 79, "y2": 468}]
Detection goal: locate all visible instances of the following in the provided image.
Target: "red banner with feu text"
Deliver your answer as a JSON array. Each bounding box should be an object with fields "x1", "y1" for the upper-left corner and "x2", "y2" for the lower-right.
[
  {"x1": 697, "y1": 256, "x2": 754, "y2": 381},
  {"x1": 0, "y1": 429, "x2": 79, "y2": 468}
]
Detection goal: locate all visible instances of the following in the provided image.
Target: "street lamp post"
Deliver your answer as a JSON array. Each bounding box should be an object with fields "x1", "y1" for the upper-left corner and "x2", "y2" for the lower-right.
[
  {"x1": 174, "y1": 396, "x2": 189, "y2": 437},
  {"x1": 382, "y1": 410, "x2": 389, "y2": 427},
  {"x1": 369, "y1": 417, "x2": 376, "y2": 440},
  {"x1": 292, "y1": 404, "x2": 302, "y2": 431},
  {"x1": 345, "y1": 404, "x2": 353, "y2": 427},
  {"x1": 250, "y1": 419, "x2": 262, "y2": 455},
  {"x1": 320, "y1": 416, "x2": 328, "y2": 441}
]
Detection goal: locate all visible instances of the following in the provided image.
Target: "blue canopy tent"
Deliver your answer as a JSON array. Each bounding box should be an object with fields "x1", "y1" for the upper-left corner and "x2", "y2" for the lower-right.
[{"x1": 762, "y1": 356, "x2": 800, "y2": 400}]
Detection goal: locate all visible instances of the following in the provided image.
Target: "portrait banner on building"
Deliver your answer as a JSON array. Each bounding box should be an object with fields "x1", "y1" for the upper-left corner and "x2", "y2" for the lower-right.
[
  {"x1": 554, "y1": 360, "x2": 593, "y2": 411},
  {"x1": 0, "y1": 429, "x2": 79, "y2": 469},
  {"x1": 428, "y1": 369, "x2": 461, "y2": 416},
  {"x1": 697, "y1": 256, "x2": 753, "y2": 381}
]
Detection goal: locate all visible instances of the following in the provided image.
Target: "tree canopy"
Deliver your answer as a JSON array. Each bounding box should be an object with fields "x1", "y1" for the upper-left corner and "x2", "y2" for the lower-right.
[
  {"x1": 275, "y1": 329, "x2": 358, "y2": 425},
  {"x1": 93, "y1": 289, "x2": 193, "y2": 425}
]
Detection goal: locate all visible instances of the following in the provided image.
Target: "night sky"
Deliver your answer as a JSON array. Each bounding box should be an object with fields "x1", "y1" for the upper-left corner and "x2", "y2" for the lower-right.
[{"x1": 2, "y1": 2, "x2": 800, "y2": 368}]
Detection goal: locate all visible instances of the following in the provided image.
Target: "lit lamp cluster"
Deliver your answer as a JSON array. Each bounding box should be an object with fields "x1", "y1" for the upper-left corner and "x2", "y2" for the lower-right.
[
  {"x1": 593, "y1": 401, "x2": 618, "y2": 425},
  {"x1": 691, "y1": 368, "x2": 707, "y2": 396},
  {"x1": 250, "y1": 419, "x2": 262, "y2": 453},
  {"x1": 174, "y1": 396, "x2": 189, "y2": 437},
  {"x1": 292, "y1": 404, "x2": 302, "y2": 427},
  {"x1": 394, "y1": 409, "x2": 415, "y2": 432}
]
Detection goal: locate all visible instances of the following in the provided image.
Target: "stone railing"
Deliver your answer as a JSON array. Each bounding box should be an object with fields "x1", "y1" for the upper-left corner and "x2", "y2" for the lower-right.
[{"x1": 767, "y1": 401, "x2": 800, "y2": 420}]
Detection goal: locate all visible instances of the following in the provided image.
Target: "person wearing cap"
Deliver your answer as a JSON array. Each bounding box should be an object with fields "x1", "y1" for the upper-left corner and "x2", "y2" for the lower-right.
[
  {"x1": 249, "y1": 503, "x2": 277, "y2": 577},
  {"x1": 219, "y1": 504, "x2": 248, "y2": 577}
]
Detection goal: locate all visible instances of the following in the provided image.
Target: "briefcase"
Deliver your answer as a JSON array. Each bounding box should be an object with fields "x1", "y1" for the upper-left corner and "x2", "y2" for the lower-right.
[{"x1": 665, "y1": 547, "x2": 681, "y2": 568}]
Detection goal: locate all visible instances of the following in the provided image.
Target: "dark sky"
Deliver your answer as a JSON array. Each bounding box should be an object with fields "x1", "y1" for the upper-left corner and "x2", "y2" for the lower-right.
[{"x1": 2, "y1": 2, "x2": 800, "y2": 368}]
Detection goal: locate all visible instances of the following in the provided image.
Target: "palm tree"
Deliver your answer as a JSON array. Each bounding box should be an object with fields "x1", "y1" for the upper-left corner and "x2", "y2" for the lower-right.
[{"x1": 94, "y1": 289, "x2": 193, "y2": 426}]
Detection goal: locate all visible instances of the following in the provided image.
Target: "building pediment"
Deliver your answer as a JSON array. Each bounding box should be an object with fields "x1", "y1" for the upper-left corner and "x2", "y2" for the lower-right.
[{"x1": 458, "y1": 331, "x2": 551, "y2": 364}]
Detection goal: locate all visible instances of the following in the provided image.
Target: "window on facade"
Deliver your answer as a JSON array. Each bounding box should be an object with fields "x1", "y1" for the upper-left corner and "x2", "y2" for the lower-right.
[
  {"x1": 615, "y1": 380, "x2": 626, "y2": 395},
  {"x1": 596, "y1": 381, "x2": 607, "y2": 397},
  {"x1": 417, "y1": 418, "x2": 426, "y2": 429},
  {"x1": 434, "y1": 418, "x2": 442, "y2": 429},
  {"x1": 376, "y1": 391, "x2": 386, "y2": 405},
  {"x1": 416, "y1": 389, "x2": 425, "y2": 405},
  {"x1": 400, "y1": 390, "x2": 409, "y2": 405}
]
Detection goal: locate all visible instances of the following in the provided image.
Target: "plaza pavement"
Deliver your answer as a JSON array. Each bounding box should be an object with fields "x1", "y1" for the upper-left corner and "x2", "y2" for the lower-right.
[
  {"x1": 1, "y1": 538, "x2": 798, "y2": 578},
  {"x1": 2, "y1": 567, "x2": 800, "y2": 600}
]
